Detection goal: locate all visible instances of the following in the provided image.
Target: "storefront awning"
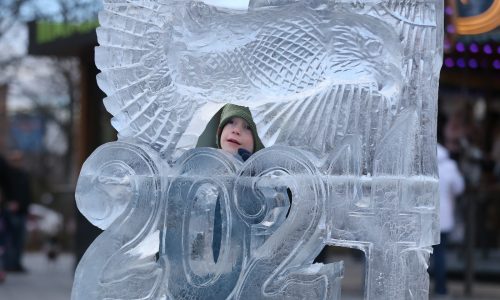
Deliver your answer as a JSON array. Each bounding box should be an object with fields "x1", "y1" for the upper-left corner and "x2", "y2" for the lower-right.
[{"x1": 27, "y1": 20, "x2": 98, "y2": 56}]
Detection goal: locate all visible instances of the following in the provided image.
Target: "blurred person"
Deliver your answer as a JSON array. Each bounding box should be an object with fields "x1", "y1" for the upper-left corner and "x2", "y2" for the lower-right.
[
  {"x1": 0, "y1": 210, "x2": 5, "y2": 283},
  {"x1": 492, "y1": 127, "x2": 500, "y2": 180},
  {"x1": 4, "y1": 151, "x2": 32, "y2": 273},
  {"x1": 0, "y1": 155, "x2": 11, "y2": 282},
  {"x1": 433, "y1": 115, "x2": 465, "y2": 296},
  {"x1": 29, "y1": 203, "x2": 64, "y2": 263}
]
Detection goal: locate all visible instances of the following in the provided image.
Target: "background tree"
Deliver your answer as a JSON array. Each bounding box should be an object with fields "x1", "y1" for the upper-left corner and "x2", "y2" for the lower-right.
[{"x1": 1, "y1": 0, "x2": 102, "y2": 252}]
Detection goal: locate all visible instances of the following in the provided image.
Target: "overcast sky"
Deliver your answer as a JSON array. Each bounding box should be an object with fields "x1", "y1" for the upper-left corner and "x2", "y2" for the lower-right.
[
  {"x1": 0, "y1": 23, "x2": 27, "y2": 61},
  {"x1": 0, "y1": 23, "x2": 29, "y2": 111}
]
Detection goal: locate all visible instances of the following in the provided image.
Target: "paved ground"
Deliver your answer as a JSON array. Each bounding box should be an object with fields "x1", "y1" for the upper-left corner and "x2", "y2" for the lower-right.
[
  {"x1": 337, "y1": 254, "x2": 500, "y2": 300},
  {"x1": 0, "y1": 252, "x2": 499, "y2": 299},
  {"x1": 0, "y1": 253, "x2": 74, "y2": 300}
]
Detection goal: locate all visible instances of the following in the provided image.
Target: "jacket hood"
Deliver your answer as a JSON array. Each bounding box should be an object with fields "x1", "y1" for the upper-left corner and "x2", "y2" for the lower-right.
[{"x1": 196, "y1": 104, "x2": 265, "y2": 153}]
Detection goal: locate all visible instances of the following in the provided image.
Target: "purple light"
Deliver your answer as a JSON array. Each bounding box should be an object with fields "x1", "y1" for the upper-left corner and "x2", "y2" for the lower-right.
[
  {"x1": 444, "y1": 57, "x2": 454, "y2": 68},
  {"x1": 456, "y1": 42, "x2": 465, "y2": 53},
  {"x1": 456, "y1": 58, "x2": 466, "y2": 68},
  {"x1": 468, "y1": 58, "x2": 478, "y2": 69},
  {"x1": 494, "y1": 60, "x2": 500, "y2": 70},
  {"x1": 483, "y1": 44, "x2": 493, "y2": 54},
  {"x1": 497, "y1": 46, "x2": 500, "y2": 55},
  {"x1": 445, "y1": 6, "x2": 454, "y2": 15},
  {"x1": 446, "y1": 24, "x2": 455, "y2": 34},
  {"x1": 469, "y1": 43, "x2": 479, "y2": 53},
  {"x1": 444, "y1": 40, "x2": 451, "y2": 51}
]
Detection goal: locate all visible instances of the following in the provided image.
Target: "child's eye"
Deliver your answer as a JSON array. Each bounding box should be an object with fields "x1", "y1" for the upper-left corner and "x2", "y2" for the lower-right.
[
  {"x1": 245, "y1": 125, "x2": 251, "y2": 130},
  {"x1": 227, "y1": 119, "x2": 234, "y2": 124}
]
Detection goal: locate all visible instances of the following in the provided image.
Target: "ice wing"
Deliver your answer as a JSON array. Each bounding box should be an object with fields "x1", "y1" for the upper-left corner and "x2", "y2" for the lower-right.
[
  {"x1": 251, "y1": 83, "x2": 394, "y2": 174},
  {"x1": 95, "y1": 0, "x2": 200, "y2": 157},
  {"x1": 249, "y1": 12, "x2": 404, "y2": 174}
]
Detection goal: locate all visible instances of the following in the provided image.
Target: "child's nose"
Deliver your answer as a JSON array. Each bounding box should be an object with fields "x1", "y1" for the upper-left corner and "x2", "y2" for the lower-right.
[{"x1": 232, "y1": 126, "x2": 241, "y2": 134}]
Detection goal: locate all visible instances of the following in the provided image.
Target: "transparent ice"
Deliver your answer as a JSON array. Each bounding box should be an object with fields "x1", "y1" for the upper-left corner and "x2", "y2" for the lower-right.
[{"x1": 72, "y1": 0, "x2": 443, "y2": 299}]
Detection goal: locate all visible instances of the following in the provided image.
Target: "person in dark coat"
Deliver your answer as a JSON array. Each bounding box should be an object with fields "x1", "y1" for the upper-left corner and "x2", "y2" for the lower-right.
[
  {"x1": 4, "y1": 151, "x2": 32, "y2": 272},
  {"x1": 0, "y1": 155, "x2": 11, "y2": 282}
]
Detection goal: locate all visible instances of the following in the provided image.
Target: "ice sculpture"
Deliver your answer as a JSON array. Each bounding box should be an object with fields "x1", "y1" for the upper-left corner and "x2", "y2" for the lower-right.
[{"x1": 72, "y1": 0, "x2": 443, "y2": 299}]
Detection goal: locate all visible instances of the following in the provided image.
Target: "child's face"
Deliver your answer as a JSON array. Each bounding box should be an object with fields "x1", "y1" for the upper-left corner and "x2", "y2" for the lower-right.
[{"x1": 220, "y1": 117, "x2": 254, "y2": 154}]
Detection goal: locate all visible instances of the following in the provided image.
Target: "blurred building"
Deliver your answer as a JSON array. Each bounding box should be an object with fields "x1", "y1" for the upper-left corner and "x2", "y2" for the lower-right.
[
  {"x1": 27, "y1": 20, "x2": 115, "y2": 167},
  {"x1": 27, "y1": 20, "x2": 113, "y2": 262},
  {"x1": 440, "y1": 0, "x2": 500, "y2": 291}
]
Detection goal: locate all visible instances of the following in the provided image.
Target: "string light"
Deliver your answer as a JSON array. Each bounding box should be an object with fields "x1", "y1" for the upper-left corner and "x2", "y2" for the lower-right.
[
  {"x1": 469, "y1": 43, "x2": 479, "y2": 53},
  {"x1": 483, "y1": 44, "x2": 493, "y2": 54},
  {"x1": 444, "y1": 57, "x2": 454, "y2": 68},
  {"x1": 457, "y1": 58, "x2": 466, "y2": 68},
  {"x1": 493, "y1": 60, "x2": 500, "y2": 70},
  {"x1": 468, "y1": 58, "x2": 478, "y2": 69},
  {"x1": 447, "y1": 24, "x2": 456, "y2": 34},
  {"x1": 444, "y1": 5, "x2": 498, "y2": 70},
  {"x1": 445, "y1": 6, "x2": 454, "y2": 16}
]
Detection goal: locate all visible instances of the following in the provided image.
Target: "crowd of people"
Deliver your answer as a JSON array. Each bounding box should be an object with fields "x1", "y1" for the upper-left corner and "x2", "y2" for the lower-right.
[{"x1": 0, "y1": 151, "x2": 32, "y2": 283}]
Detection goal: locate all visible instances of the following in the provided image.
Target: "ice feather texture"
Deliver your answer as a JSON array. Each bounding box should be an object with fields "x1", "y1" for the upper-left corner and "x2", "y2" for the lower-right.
[
  {"x1": 95, "y1": 0, "x2": 402, "y2": 161},
  {"x1": 74, "y1": 0, "x2": 443, "y2": 299}
]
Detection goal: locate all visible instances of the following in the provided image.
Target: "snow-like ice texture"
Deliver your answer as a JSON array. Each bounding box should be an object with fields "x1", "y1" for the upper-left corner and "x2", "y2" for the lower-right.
[{"x1": 72, "y1": 0, "x2": 443, "y2": 299}]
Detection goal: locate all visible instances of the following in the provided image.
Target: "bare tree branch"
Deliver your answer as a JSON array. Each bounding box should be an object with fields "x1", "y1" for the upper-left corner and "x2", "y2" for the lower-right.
[
  {"x1": 4, "y1": 0, "x2": 99, "y2": 185},
  {"x1": 0, "y1": 0, "x2": 33, "y2": 39}
]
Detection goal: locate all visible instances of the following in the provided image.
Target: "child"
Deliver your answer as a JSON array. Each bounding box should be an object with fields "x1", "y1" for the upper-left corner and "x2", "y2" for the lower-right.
[
  {"x1": 196, "y1": 104, "x2": 265, "y2": 262},
  {"x1": 196, "y1": 104, "x2": 265, "y2": 161}
]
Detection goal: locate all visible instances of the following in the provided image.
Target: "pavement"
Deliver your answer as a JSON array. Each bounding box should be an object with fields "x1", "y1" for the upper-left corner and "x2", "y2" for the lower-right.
[
  {"x1": 337, "y1": 254, "x2": 500, "y2": 300},
  {"x1": 0, "y1": 253, "x2": 74, "y2": 300},
  {"x1": 0, "y1": 252, "x2": 499, "y2": 299}
]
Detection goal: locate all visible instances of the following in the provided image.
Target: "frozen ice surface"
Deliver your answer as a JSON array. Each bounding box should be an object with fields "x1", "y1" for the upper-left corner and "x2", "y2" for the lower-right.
[{"x1": 73, "y1": 0, "x2": 443, "y2": 299}]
